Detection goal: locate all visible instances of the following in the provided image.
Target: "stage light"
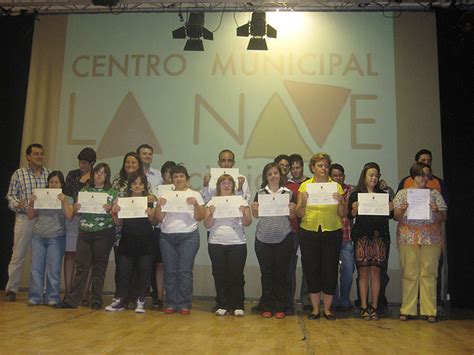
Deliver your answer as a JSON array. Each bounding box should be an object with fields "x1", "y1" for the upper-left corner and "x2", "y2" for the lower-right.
[
  {"x1": 92, "y1": 0, "x2": 119, "y2": 6},
  {"x1": 236, "y1": 11, "x2": 277, "y2": 50},
  {"x1": 172, "y1": 12, "x2": 213, "y2": 51}
]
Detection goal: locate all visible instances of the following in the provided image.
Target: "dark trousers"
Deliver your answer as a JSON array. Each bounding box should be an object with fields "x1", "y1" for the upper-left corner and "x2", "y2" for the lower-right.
[
  {"x1": 208, "y1": 243, "x2": 247, "y2": 310},
  {"x1": 255, "y1": 234, "x2": 293, "y2": 313},
  {"x1": 287, "y1": 232, "x2": 300, "y2": 309},
  {"x1": 114, "y1": 245, "x2": 139, "y2": 300},
  {"x1": 65, "y1": 228, "x2": 115, "y2": 307},
  {"x1": 299, "y1": 228, "x2": 342, "y2": 295},
  {"x1": 116, "y1": 254, "x2": 152, "y2": 301},
  {"x1": 151, "y1": 228, "x2": 162, "y2": 301}
]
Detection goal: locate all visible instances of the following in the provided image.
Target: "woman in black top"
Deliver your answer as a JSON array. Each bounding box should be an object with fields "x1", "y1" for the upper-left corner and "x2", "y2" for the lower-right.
[
  {"x1": 106, "y1": 171, "x2": 156, "y2": 313},
  {"x1": 348, "y1": 162, "x2": 393, "y2": 320}
]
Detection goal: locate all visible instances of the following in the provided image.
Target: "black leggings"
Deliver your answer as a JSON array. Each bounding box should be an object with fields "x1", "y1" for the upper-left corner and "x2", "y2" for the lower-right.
[{"x1": 299, "y1": 228, "x2": 342, "y2": 295}]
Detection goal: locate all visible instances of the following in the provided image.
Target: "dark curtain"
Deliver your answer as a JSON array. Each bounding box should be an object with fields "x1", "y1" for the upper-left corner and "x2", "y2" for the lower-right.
[
  {"x1": 0, "y1": 15, "x2": 35, "y2": 288},
  {"x1": 436, "y1": 8, "x2": 474, "y2": 308}
]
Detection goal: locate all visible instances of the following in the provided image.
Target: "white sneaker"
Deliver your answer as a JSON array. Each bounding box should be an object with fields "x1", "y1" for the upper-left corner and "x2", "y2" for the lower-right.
[
  {"x1": 234, "y1": 309, "x2": 245, "y2": 317},
  {"x1": 105, "y1": 298, "x2": 125, "y2": 312},
  {"x1": 135, "y1": 299, "x2": 146, "y2": 313},
  {"x1": 215, "y1": 308, "x2": 227, "y2": 316}
]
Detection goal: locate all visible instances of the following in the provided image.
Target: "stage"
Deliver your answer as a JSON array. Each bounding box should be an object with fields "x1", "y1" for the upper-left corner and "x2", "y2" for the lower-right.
[{"x1": 1, "y1": 292, "x2": 473, "y2": 354}]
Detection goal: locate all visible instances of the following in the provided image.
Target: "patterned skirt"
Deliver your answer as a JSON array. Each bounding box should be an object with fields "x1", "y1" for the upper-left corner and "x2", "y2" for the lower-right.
[{"x1": 354, "y1": 233, "x2": 388, "y2": 268}]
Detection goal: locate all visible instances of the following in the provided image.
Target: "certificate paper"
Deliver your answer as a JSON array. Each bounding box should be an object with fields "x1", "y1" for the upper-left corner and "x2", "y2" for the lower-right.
[
  {"x1": 258, "y1": 194, "x2": 290, "y2": 217},
  {"x1": 407, "y1": 189, "x2": 430, "y2": 220},
  {"x1": 209, "y1": 196, "x2": 244, "y2": 218},
  {"x1": 358, "y1": 193, "x2": 389, "y2": 216},
  {"x1": 153, "y1": 184, "x2": 174, "y2": 198},
  {"x1": 161, "y1": 191, "x2": 194, "y2": 213},
  {"x1": 33, "y1": 188, "x2": 62, "y2": 209},
  {"x1": 306, "y1": 183, "x2": 338, "y2": 205},
  {"x1": 78, "y1": 191, "x2": 108, "y2": 214},
  {"x1": 117, "y1": 197, "x2": 148, "y2": 219},
  {"x1": 209, "y1": 168, "x2": 239, "y2": 189}
]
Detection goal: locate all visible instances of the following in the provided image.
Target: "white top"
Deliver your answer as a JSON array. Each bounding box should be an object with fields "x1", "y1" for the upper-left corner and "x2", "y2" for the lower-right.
[
  {"x1": 201, "y1": 173, "x2": 251, "y2": 204},
  {"x1": 161, "y1": 189, "x2": 204, "y2": 234},
  {"x1": 146, "y1": 167, "x2": 163, "y2": 191},
  {"x1": 206, "y1": 198, "x2": 248, "y2": 245}
]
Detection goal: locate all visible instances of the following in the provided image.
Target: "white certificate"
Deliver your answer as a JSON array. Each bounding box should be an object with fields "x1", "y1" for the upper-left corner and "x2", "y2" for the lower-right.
[
  {"x1": 258, "y1": 193, "x2": 290, "y2": 217},
  {"x1": 117, "y1": 196, "x2": 148, "y2": 219},
  {"x1": 306, "y1": 182, "x2": 338, "y2": 205},
  {"x1": 209, "y1": 196, "x2": 245, "y2": 218},
  {"x1": 358, "y1": 193, "x2": 389, "y2": 216},
  {"x1": 78, "y1": 191, "x2": 108, "y2": 214},
  {"x1": 153, "y1": 184, "x2": 174, "y2": 198},
  {"x1": 161, "y1": 191, "x2": 194, "y2": 213},
  {"x1": 33, "y1": 188, "x2": 62, "y2": 210},
  {"x1": 407, "y1": 189, "x2": 431, "y2": 220},
  {"x1": 209, "y1": 168, "x2": 240, "y2": 189}
]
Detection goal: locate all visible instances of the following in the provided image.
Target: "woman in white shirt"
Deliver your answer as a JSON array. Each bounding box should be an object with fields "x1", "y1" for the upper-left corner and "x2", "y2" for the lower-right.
[
  {"x1": 155, "y1": 165, "x2": 205, "y2": 315},
  {"x1": 204, "y1": 174, "x2": 252, "y2": 317}
]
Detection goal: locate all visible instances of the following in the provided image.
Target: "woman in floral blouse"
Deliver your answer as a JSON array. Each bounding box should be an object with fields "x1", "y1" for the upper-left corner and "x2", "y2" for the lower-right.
[{"x1": 393, "y1": 162, "x2": 447, "y2": 323}]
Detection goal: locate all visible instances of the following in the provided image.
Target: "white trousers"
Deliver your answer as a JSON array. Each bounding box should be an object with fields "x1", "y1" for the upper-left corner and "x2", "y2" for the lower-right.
[{"x1": 6, "y1": 214, "x2": 35, "y2": 292}]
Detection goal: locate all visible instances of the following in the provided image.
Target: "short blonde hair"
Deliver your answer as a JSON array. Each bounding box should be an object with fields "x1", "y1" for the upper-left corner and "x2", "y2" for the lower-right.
[{"x1": 309, "y1": 152, "x2": 332, "y2": 169}]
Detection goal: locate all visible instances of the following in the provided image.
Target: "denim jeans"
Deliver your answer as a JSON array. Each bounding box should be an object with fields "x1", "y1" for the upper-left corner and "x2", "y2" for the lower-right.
[
  {"x1": 160, "y1": 230, "x2": 200, "y2": 310},
  {"x1": 332, "y1": 240, "x2": 355, "y2": 308},
  {"x1": 29, "y1": 235, "x2": 65, "y2": 304}
]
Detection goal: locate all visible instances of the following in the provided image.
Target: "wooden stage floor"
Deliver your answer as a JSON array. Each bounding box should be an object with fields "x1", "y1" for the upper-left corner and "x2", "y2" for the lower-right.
[{"x1": 1, "y1": 293, "x2": 473, "y2": 354}]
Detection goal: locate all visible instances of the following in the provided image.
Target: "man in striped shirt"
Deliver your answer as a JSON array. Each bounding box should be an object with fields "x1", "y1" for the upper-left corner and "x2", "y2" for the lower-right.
[{"x1": 5, "y1": 143, "x2": 50, "y2": 301}]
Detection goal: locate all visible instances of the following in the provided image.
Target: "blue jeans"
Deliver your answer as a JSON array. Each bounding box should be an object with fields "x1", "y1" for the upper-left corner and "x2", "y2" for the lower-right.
[
  {"x1": 29, "y1": 235, "x2": 65, "y2": 304},
  {"x1": 333, "y1": 240, "x2": 355, "y2": 308},
  {"x1": 160, "y1": 230, "x2": 200, "y2": 310}
]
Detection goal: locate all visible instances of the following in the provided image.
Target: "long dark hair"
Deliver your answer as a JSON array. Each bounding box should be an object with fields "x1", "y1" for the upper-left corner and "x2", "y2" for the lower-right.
[
  {"x1": 355, "y1": 162, "x2": 381, "y2": 193},
  {"x1": 125, "y1": 171, "x2": 149, "y2": 197},
  {"x1": 260, "y1": 162, "x2": 283, "y2": 189},
  {"x1": 89, "y1": 163, "x2": 112, "y2": 189},
  {"x1": 47, "y1": 171, "x2": 65, "y2": 188},
  {"x1": 118, "y1": 152, "x2": 144, "y2": 186}
]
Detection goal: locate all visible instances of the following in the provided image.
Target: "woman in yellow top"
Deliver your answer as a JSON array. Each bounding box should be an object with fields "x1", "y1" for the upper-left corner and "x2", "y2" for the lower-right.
[{"x1": 296, "y1": 153, "x2": 347, "y2": 320}]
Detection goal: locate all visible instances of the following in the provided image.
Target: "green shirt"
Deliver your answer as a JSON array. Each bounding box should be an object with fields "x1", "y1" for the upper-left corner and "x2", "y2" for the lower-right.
[{"x1": 79, "y1": 186, "x2": 117, "y2": 232}]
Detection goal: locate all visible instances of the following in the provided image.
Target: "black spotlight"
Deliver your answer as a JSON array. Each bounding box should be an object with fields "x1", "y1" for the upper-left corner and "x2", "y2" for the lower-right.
[
  {"x1": 237, "y1": 11, "x2": 277, "y2": 50},
  {"x1": 172, "y1": 12, "x2": 213, "y2": 51},
  {"x1": 92, "y1": 0, "x2": 119, "y2": 6}
]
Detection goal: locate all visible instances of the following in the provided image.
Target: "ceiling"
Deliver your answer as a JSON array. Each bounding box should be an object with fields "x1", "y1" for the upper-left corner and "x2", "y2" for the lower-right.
[{"x1": 0, "y1": 0, "x2": 469, "y2": 15}]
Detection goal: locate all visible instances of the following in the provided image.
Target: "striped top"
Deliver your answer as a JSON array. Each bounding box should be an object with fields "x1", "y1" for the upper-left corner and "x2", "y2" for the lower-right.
[
  {"x1": 6, "y1": 165, "x2": 51, "y2": 214},
  {"x1": 254, "y1": 186, "x2": 294, "y2": 244}
]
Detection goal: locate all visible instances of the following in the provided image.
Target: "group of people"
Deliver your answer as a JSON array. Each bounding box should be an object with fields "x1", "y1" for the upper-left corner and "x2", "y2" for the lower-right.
[{"x1": 4, "y1": 144, "x2": 448, "y2": 323}]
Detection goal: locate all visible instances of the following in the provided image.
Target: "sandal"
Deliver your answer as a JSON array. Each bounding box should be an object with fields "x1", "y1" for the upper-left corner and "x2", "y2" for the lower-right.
[
  {"x1": 426, "y1": 315, "x2": 438, "y2": 323},
  {"x1": 399, "y1": 314, "x2": 410, "y2": 321},
  {"x1": 370, "y1": 306, "x2": 379, "y2": 321},
  {"x1": 360, "y1": 307, "x2": 371, "y2": 321}
]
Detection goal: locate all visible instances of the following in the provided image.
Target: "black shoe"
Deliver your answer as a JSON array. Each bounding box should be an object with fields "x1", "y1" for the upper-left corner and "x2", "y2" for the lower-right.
[
  {"x1": 152, "y1": 299, "x2": 163, "y2": 309},
  {"x1": 285, "y1": 307, "x2": 296, "y2": 316},
  {"x1": 308, "y1": 312, "x2": 320, "y2": 320},
  {"x1": 302, "y1": 305, "x2": 313, "y2": 314},
  {"x1": 90, "y1": 303, "x2": 101, "y2": 310},
  {"x1": 251, "y1": 304, "x2": 262, "y2": 314},
  {"x1": 334, "y1": 305, "x2": 352, "y2": 312},
  {"x1": 323, "y1": 312, "x2": 336, "y2": 321},
  {"x1": 55, "y1": 301, "x2": 76, "y2": 309},
  {"x1": 4, "y1": 291, "x2": 16, "y2": 302}
]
